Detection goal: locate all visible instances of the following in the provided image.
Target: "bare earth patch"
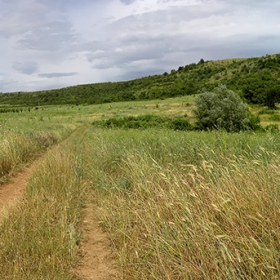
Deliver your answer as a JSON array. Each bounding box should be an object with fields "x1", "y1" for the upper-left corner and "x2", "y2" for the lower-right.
[
  {"x1": 75, "y1": 198, "x2": 119, "y2": 280},
  {"x1": 0, "y1": 158, "x2": 43, "y2": 219}
]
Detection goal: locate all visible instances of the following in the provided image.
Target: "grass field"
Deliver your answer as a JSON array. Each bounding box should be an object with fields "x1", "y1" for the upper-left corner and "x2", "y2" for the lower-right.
[
  {"x1": 86, "y1": 128, "x2": 280, "y2": 279},
  {"x1": 0, "y1": 98, "x2": 280, "y2": 279},
  {"x1": 0, "y1": 110, "x2": 77, "y2": 185}
]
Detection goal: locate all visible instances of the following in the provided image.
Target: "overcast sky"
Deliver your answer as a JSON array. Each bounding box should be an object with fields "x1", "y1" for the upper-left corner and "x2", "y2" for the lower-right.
[{"x1": 0, "y1": 0, "x2": 279, "y2": 93}]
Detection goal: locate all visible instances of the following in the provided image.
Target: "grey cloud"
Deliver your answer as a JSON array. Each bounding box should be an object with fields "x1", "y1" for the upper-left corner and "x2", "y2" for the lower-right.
[
  {"x1": 84, "y1": 0, "x2": 280, "y2": 81},
  {"x1": 87, "y1": 36, "x2": 166, "y2": 67},
  {"x1": 120, "y1": 0, "x2": 137, "y2": 5},
  {"x1": 85, "y1": 5, "x2": 219, "y2": 69},
  {"x1": 0, "y1": 78, "x2": 23, "y2": 93},
  {"x1": 0, "y1": 1, "x2": 78, "y2": 53},
  {"x1": 0, "y1": 77, "x2": 69, "y2": 92},
  {"x1": 109, "y1": 6, "x2": 220, "y2": 31},
  {"x1": 0, "y1": 1, "x2": 53, "y2": 37},
  {"x1": 13, "y1": 62, "x2": 39, "y2": 75},
  {"x1": 113, "y1": 70, "x2": 160, "y2": 83},
  {"x1": 1, "y1": 0, "x2": 280, "y2": 93},
  {"x1": 39, "y1": 72, "x2": 78, "y2": 78},
  {"x1": 18, "y1": 20, "x2": 75, "y2": 51}
]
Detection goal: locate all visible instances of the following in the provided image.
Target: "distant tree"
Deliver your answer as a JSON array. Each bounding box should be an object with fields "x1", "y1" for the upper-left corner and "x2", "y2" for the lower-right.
[
  {"x1": 264, "y1": 86, "x2": 280, "y2": 109},
  {"x1": 194, "y1": 85, "x2": 258, "y2": 132},
  {"x1": 198, "y1": 58, "x2": 205, "y2": 64}
]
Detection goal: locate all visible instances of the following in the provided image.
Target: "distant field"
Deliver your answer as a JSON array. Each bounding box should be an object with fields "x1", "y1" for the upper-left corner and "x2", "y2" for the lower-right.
[{"x1": 1, "y1": 95, "x2": 279, "y2": 127}]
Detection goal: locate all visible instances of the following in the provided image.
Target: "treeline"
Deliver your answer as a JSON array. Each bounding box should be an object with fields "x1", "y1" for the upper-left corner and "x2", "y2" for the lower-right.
[{"x1": 0, "y1": 53, "x2": 280, "y2": 107}]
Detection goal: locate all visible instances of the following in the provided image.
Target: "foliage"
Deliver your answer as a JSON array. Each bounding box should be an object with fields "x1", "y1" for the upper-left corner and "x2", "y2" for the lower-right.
[
  {"x1": 194, "y1": 85, "x2": 258, "y2": 132},
  {"x1": 264, "y1": 86, "x2": 280, "y2": 109},
  {"x1": 1, "y1": 102, "x2": 280, "y2": 279},
  {"x1": 0, "y1": 53, "x2": 279, "y2": 107},
  {"x1": 92, "y1": 114, "x2": 192, "y2": 131}
]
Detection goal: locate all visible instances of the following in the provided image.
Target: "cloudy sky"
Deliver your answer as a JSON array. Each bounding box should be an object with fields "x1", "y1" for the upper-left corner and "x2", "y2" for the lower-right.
[{"x1": 0, "y1": 0, "x2": 279, "y2": 93}]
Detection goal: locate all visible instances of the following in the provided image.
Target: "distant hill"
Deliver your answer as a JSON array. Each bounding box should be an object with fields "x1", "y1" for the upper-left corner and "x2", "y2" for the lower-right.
[{"x1": 1, "y1": 53, "x2": 280, "y2": 108}]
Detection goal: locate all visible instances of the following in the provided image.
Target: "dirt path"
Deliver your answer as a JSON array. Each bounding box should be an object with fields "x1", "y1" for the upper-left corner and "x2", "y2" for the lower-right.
[
  {"x1": 74, "y1": 129, "x2": 120, "y2": 280},
  {"x1": 0, "y1": 127, "x2": 80, "y2": 217},
  {"x1": 0, "y1": 126, "x2": 83, "y2": 216},
  {"x1": 0, "y1": 126, "x2": 120, "y2": 279},
  {"x1": 75, "y1": 198, "x2": 120, "y2": 280},
  {"x1": 0, "y1": 156, "x2": 44, "y2": 219}
]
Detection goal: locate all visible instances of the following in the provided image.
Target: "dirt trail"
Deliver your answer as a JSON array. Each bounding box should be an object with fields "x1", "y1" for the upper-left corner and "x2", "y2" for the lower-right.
[
  {"x1": 75, "y1": 129, "x2": 120, "y2": 280},
  {"x1": 0, "y1": 156, "x2": 44, "y2": 218},
  {"x1": 0, "y1": 126, "x2": 120, "y2": 279},
  {"x1": 75, "y1": 198, "x2": 120, "y2": 280},
  {"x1": 0, "y1": 126, "x2": 83, "y2": 216}
]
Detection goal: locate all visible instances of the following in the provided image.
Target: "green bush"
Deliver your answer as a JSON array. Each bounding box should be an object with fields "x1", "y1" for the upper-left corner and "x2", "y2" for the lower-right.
[
  {"x1": 168, "y1": 117, "x2": 192, "y2": 131},
  {"x1": 269, "y1": 114, "x2": 280, "y2": 121},
  {"x1": 264, "y1": 124, "x2": 279, "y2": 133},
  {"x1": 194, "y1": 85, "x2": 259, "y2": 132},
  {"x1": 92, "y1": 115, "x2": 192, "y2": 131}
]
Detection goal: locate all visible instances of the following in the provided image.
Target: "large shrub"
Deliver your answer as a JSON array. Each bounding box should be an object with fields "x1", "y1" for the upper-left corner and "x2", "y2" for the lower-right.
[{"x1": 194, "y1": 85, "x2": 258, "y2": 132}]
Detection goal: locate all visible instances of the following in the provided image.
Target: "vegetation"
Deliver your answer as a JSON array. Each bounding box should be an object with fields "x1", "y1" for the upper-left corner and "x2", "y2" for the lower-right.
[
  {"x1": 92, "y1": 85, "x2": 261, "y2": 132},
  {"x1": 2, "y1": 115, "x2": 280, "y2": 279},
  {"x1": 87, "y1": 128, "x2": 280, "y2": 280},
  {"x1": 0, "y1": 53, "x2": 280, "y2": 107},
  {"x1": 0, "y1": 127, "x2": 86, "y2": 279},
  {"x1": 87, "y1": 95, "x2": 280, "y2": 279},
  {"x1": 0, "y1": 116, "x2": 74, "y2": 185},
  {"x1": 92, "y1": 114, "x2": 192, "y2": 131},
  {"x1": 194, "y1": 85, "x2": 260, "y2": 132},
  {"x1": 1, "y1": 53, "x2": 280, "y2": 278}
]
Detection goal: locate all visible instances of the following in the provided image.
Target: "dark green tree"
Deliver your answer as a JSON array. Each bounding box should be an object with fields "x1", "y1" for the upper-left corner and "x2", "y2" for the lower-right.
[
  {"x1": 198, "y1": 58, "x2": 205, "y2": 64},
  {"x1": 264, "y1": 86, "x2": 280, "y2": 109}
]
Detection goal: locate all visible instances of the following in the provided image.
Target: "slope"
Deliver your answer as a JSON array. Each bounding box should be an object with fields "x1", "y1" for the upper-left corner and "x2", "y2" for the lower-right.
[{"x1": 0, "y1": 53, "x2": 279, "y2": 107}]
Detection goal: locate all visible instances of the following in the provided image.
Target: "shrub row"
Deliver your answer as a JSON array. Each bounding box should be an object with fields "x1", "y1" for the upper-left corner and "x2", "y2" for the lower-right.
[{"x1": 92, "y1": 114, "x2": 192, "y2": 131}]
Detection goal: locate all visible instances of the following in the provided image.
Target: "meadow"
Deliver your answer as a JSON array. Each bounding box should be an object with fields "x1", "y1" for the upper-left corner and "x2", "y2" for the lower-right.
[
  {"x1": 0, "y1": 98, "x2": 280, "y2": 279},
  {"x1": 87, "y1": 129, "x2": 280, "y2": 279},
  {"x1": 0, "y1": 109, "x2": 77, "y2": 185}
]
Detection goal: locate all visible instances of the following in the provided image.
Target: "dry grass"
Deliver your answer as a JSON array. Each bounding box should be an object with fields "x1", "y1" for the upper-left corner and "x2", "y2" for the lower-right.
[
  {"x1": 87, "y1": 129, "x2": 280, "y2": 280},
  {"x1": 0, "y1": 127, "x2": 87, "y2": 279},
  {"x1": 0, "y1": 116, "x2": 74, "y2": 185},
  {"x1": 1, "y1": 100, "x2": 280, "y2": 279}
]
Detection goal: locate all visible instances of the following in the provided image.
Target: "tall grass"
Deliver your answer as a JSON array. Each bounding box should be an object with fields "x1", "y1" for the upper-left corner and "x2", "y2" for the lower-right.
[
  {"x1": 0, "y1": 116, "x2": 75, "y2": 184},
  {"x1": 0, "y1": 128, "x2": 86, "y2": 279},
  {"x1": 87, "y1": 129, "x2": 280, "y2": 279}
]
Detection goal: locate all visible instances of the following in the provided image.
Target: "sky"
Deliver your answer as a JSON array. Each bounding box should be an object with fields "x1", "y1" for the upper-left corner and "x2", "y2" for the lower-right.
[{"x1": 0, "y1": 0, "x2": 279, "y2": 93}]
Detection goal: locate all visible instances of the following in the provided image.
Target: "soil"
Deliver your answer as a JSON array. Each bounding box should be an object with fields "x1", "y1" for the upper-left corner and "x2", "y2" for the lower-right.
[
  {"x1": 74, "y1": 198, "x2": 120, "y2": 280},
  {"x1": 0, "y1": 158, "x2": 41, "y2": 218},
  {"x1": 74, "y1": 131, "x2": 120, "y2": 280}
]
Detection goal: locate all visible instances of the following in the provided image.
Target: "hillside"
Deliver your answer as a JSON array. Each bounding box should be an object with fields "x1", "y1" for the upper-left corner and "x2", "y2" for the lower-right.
[{"x1": 0, "y1": 53, "x2": 280, "y2": 107}]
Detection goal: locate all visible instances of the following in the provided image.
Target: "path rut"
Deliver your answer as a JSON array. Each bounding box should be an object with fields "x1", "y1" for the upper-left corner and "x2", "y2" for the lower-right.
[
  {"x1": 0, "y1": 128, "x2": 120, "y2": 279},
  {"x1": 75, "y1": 198, "x2": 120, "y2": 280},
  {"x1": 0, "y1": 156, "x2": 44, "y2": 219}
]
